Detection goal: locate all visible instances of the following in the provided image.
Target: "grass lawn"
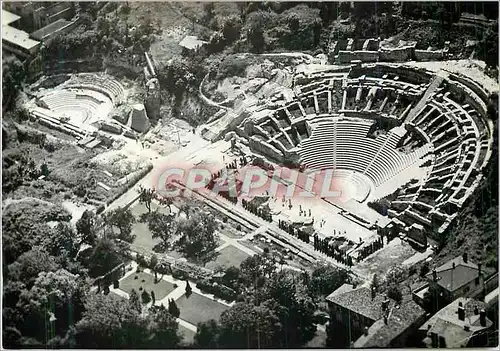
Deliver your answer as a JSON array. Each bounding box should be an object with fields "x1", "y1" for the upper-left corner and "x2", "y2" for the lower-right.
[
  {"x1": 205, "y1": 244, "x2": 250, "y2": 270},
  {"x1": 119, "y1": 271, "x2": 176, "y2": 300},
  {"x1": 175, "y1": 292, "x2": 229, "y2": 326},
  {"x1": 130, "y1": 201, "x2": 184, "y2": 257},
  {"x1": 178, "y1": 325, "x2": 196, "y2": 344}
]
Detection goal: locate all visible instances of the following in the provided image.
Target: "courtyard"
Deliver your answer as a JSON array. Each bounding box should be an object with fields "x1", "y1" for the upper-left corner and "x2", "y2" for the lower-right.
[
  {"x1": 175, "y1": 292, "x2": 230, "y2": 326},
  {"x1": 206, "y1": 244, "x2": 251, "y2": 270},
  {"x1": 119, "y1": 271, "x2": 176, "y2": 301}
]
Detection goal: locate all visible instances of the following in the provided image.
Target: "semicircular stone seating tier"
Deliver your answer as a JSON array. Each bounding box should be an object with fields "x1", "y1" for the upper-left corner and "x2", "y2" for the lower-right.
[
  {"x1": 61, "y1": 74, "x2": 125, "y2": 105},
  {"x1": 299, "y1": 118, "x2": 431, "y2": 189},
  {"x1": 40, "y1": 89, "x2": 108, "y2": 126}
]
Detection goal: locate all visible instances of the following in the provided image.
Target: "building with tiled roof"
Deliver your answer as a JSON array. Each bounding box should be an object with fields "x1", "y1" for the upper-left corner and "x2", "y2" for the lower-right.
[
  {"x1": 353, "y1": 300, "x2": 426, "y2": 348},
  {"x1": 327, "y1": 283, "x2": 426, "y2": 346},
  {"x1": 419, "y1": 297, "x2": 493, "y2": 348},
  {"x1": 425, "y1": 253, "x2": 488, "y2": 303},
  {"x1": 327, "y1": 284, "x2": 395, "y2": 323}
]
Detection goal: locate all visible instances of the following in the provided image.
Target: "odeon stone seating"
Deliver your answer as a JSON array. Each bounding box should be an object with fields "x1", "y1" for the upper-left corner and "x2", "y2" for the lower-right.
[{"x1": 63, "y1": 75, "x2": 125, "y2": 104}]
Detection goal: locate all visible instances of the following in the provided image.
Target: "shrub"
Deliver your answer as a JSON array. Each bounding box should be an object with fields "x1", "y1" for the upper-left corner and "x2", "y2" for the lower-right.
[
  {"x1": 113, "y1": 280, "x2": 119, "y2": 289},
  {"x1": 136, "y1": 254, "x2": 149, "y2": 268},
  {"x1": 387, "y1": 285, "x2": 403, "y2": 305},
  {"x1": 196, "y1": 279, "x2": 237, "y2": 301},
  {"x1": 236, "y1": 224, "x2": 242, "y2": 231},
  {"x1": 168, "y1": 298, "x2": 181, "y2": 318},
  {"x1": 141, "y1": 290, "x2": 151, "y2": 304},
  {"x1": 171, "y1": 268, "x2": 189, "y2": 280},
  {"x1": 419, "y1": 263, "x2": 430, "y2": 277}
]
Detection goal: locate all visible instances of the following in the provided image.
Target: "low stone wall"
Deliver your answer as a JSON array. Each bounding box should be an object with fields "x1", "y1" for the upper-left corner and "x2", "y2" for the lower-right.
[
  {"x1": 414, "y1": 49, "x2": 446, "y2": 61},
  {"x1": 337, "y1": 50, "x2": 379, "y2": 64},
  {"x1": 379, "y1": 46, "x2": 414, "y2": 62}
]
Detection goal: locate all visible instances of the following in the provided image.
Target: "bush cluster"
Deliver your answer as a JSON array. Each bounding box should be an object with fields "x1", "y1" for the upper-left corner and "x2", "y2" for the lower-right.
[{"x1": 196, "y1": 278, "x2": 237, "y2": 302}]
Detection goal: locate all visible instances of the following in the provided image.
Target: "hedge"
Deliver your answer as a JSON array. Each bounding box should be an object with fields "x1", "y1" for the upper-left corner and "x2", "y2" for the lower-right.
[{"x1": 196, "y1": 279, "x2": 237, "y2": 302}]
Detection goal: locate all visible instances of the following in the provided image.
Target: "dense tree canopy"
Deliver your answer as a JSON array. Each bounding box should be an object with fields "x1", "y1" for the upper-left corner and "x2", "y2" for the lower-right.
[{"x1": 173, "y1": 210, "x2": 219, "y2": 265}]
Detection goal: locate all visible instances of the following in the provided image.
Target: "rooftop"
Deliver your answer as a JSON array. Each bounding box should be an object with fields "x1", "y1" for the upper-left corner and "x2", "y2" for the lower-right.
[
  {"x1": 30, "y1": 18, "x2": 72, "y2": 41},
  {"x1": 419, "y1": 297, "x2": 492, "y2": 348},
  {"x1": 426, "y1": 255, "x2": 483, "y2": 292},
  {"x1": 326, "y1": 284, "x2": 396, "y2": 321},
  {"x1": 2, "y1": 9, "x2": 20, "y2": 25},
  {"x1": 354, "y1": 300, "x2": 426, "y2": 348},
  {"x1": 2, "y1": 24, "x2": 41, "y2": 51}
]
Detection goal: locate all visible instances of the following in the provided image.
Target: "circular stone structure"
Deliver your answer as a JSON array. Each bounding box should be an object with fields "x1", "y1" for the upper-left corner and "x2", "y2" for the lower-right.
[{"x1": 234, "y1": 63, "x2": 495, "y2": 234}]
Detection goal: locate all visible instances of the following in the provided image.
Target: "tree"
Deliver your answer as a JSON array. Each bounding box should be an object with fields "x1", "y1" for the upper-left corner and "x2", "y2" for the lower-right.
[
  {"x1": 75, "y1": 293, "x2": 150, "y2": 348},
  {"x1": 221, "y1": 15, "x2": 242, "y2": 43},
  {"x1": 76, "y1": 210, "x2": 98, "y2": 246},
  {"x1": 138, "y1": 186, "x2": 157, "y2": 213},
  {"x1": 150, "y1": 254, "x2": 158, "y2": 281},
  {"x1": 2, "y1": 55, "x2": 26, "y2": 109},
  {"x1": 167, "y1": 298, "x2": 180, "y2": 318},
  {"x1": 194, "y1": 319, "x2": 220, "y2": 348},
  {"x1": 240, "y1": 252, "x2": 277, "y2": 288},
  {"x1": 264, "y1": 271, "x2": 317, "y2": 347},
  {"x1": 385, "y1": 265, "x2": 407, "y2": 286},
  {"x1": 174, "y1": 212, "x2": 219, "y2": 265},
  {"x1": 287, "y1": 12, "x2": 300, "y2": 31},
  {"x1": 247, "y1": 20, "x2": 265, "y2": 53},
  {"x1": 218, "y1": 300, "x2": 280, "y2": 348},
  {"x1": 477, "y1": 26, "x2": 499, "y2": 68},
  {"x1": 141, "y1": 290, "x2": 151, "y2": 304},
  {"x1": 43, "y1": 222, "x2": 80, "y2": 259},
  {"x1": 17, "y1": 269, "x2": 86, "y2": 344},
  {"x1": 143, "y1": 210, "x2": 175, "y2": 252},
  {"x1": 371, "y1": 273, "x2": 380, "y2": 293},
  {"x1": 103, "y1": 207, "x2": 136, "y2": 242},
  {"x1": 185, "y1": 280, "x2": 192, "y2": 296},
  {"x1": 7, "y1": 246, "x2": 58, "y2": 287},
  {"x1": 86, "y1": 237, "x2": 125, "y2": 278},
  {"x1": 203, "y1": 2, "x2": 216, "y2": 26},
  {"x1": 148, "y1": 304, "x2": 182, "y2": 348},
  {"x1": 309, "y1": 264, "x2": 349, "y2": 297},
  {"x1": 387, "y1": 285, "x2": 403, "y2": 305},
  {"x1": 221, "y1": 266, "x2": 242, "y2": 292},
  {"x1": 40, "y1": 163, "x2": 50, "y2": 177},
  {"x1": 419, "y1": 262, "x2": 430, "y2": 277},
  {"x1": 129, "y1": 289, "x2": 142, "y2": 313},
  {"x1": 150, "y1": 291, "x2": 156, "y2": 305}
]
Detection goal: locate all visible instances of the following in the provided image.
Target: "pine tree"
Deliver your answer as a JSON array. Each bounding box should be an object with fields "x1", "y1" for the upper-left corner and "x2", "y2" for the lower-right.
[
  {"x1": 168, "y1": 298, "x2": 181, "y2": 318},
  {"x1": 129, "y1": 289, "x2": 142, "y2": 312}
]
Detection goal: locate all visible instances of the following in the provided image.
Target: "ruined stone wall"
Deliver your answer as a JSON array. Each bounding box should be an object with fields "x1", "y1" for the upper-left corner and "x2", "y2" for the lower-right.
[
  {"x1": 249, "y1": 136, "x2": 284, "y2": 163},
  {"x1": 379, "y1": 47, "x2": 414, "y2": 62},
  {"x1": 337, "y1": 50, "x2": 380, "y2": 64},
  {"x1": 414, "y1": 49, "x2": 446, "y2": 61}
]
